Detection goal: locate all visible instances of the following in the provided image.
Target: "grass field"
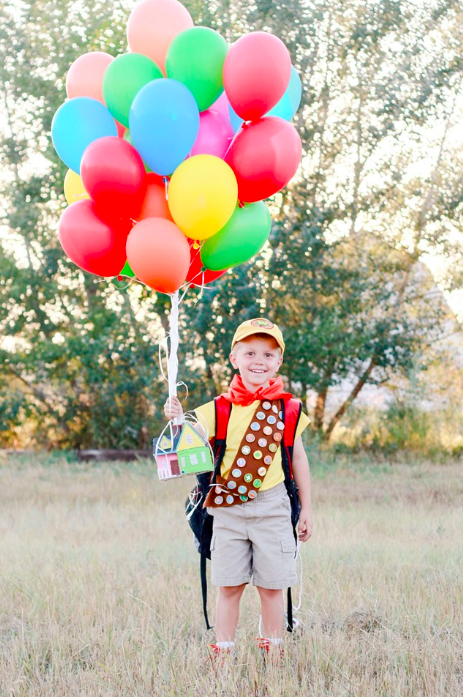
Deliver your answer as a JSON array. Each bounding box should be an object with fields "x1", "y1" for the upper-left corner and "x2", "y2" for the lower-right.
[{"x1": 0, "y1": 453, "x2": 462, "y2": 696}]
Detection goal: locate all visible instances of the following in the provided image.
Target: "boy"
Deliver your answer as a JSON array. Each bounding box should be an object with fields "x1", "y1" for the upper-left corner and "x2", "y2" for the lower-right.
[{"x1": 164, "y1": 318, "x2": 313, "y2": 657}]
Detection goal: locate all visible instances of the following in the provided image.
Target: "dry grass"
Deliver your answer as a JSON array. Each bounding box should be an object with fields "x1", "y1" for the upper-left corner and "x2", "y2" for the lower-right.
[{"x1": 0, "y1": 454, "x2": 462, "y2": 696}]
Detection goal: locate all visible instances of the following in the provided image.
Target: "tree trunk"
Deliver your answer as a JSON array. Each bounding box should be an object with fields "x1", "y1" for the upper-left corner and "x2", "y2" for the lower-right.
[
  {"x1": 313, "y1": 388, "x2": 327, "y2": 432},
  {"x1": 324, "y1": 358, "x2": 377, "y2": 441}
]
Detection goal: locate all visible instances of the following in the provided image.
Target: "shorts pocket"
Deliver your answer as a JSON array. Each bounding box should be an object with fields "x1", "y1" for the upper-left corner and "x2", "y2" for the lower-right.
[
  {"x1": 280, "y1": 535, "x2": 296, "y2": 580},
  {"x1": 280, "y1": 536, "x2": 296, "y2": 556}
]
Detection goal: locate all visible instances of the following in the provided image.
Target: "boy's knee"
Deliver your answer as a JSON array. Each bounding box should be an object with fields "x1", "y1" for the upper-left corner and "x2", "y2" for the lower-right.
[
  {"x1": 219, "y1": 584, "x2": 246, "y2": 599},
  {"x1": 256, "y1": 586, "x2": 283, "y2": 599}
]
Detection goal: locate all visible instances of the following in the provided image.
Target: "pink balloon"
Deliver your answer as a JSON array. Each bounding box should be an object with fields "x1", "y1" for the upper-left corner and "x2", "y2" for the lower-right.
[
  {"x1": 66, "y1": 52, "x2": 114, "y2": 103},
  {"x1": 225, "y1": 116, "x2": 301, "y2": 203},
  {"x1": 59, "y1": 200, "x2": 132, "y2": 277},
  {"x1": 210, "y1": 92, "x2": 231, "y2": 121},
  {"x1": 190, "y1": 110, "x2": 234, "y2": 159},
  {"x1": 127, "y1": 0, "x2": 193, "y2": 74},
  {"x1": 223, "y1": 32, "x2": 291, "y2": 121}
]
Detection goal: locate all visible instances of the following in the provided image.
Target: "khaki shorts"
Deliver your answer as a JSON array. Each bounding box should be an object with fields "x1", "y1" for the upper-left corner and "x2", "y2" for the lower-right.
[{"x1": 208, "y1": 483, "x2": 297, "y2": 589}]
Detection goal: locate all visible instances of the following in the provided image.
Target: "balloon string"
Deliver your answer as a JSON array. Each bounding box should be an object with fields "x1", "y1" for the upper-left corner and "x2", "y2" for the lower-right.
[
  {"x1": 163, "y1": 176, "x2": 169, "y2": 201},
  {"x1": 223, "y1": 120, "x2": 246, "y2": 160},
  {"x1": 158, "y1": 287, "x2": 192, "y2": 426},
  {"x1": 167, "y1": 289, "x2": 179, "y2": 403}
]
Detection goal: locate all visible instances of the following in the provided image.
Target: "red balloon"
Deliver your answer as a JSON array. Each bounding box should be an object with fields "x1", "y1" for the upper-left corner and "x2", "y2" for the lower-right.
[
  {"x1": 126, "y1": 218, "x2": 190, "y2": 293},
  {"x1": 186, "y1": 243, "x2": 226, "y2": 285},
  {"x1": 138, "y1": 173, "x2": 173, "y2": 221},
  {"x1": 223, "y1": 32, "x2": 291, "y2": 121},
  {"x1": 116, "y1": 121, "x2": 126, "y2": 138},
  {"x1": 59, "y1": 200, "x2": 132, "y2": 277},
  {"x1": 225, "y1": 117, "x2": 301, "y2": 203},
  {"x1": 81, "y1": 136, "x2": 147, "y2": 219}
]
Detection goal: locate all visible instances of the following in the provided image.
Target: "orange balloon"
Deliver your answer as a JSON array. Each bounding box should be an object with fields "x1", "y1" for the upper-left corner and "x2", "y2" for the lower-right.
[
  {"x1": 127, "y1": 0, "x2": 193, "y2": 73},
  {"x1": 138, "y1": 174, "x2": 173, "y2": 221},
  {"x1": 66, "y1": 52, "x2": 114, "y2": 103},
  {"x1": 126, "y1": 218, "x2": 190, "y2": 293}
]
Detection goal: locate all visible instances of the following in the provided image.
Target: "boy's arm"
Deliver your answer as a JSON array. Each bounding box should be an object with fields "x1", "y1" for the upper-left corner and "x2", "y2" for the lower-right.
[
  {"x1": 291, "y1": 436, "x2": 313, "y2": 542},
  {"x1": 164, "y1": 397, "x2": 207, "y2": 439}
]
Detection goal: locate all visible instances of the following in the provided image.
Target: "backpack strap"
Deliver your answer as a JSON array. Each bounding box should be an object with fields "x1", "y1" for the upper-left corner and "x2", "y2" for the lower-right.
[
  {"x1": 198, "y1": 396, "x2": 232, "y2": 631},
  {"x1": 281, "y1": 398, "x2": 302, "y2": 480},
  {"x1": 214, "y1": 395, "x2": 232, "y2": 441},
  {"x1": 281, "y1": 398, "x2": 303, "y2": 633},
  {"x1": 212, "y1": 396, "x2": 232, "y2": 478}
]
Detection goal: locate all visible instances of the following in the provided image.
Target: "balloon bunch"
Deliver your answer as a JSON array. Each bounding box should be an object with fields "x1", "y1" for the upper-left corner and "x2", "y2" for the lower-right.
[{"x1": 52, "y1": 0, "x2": 302, "y2": 295}]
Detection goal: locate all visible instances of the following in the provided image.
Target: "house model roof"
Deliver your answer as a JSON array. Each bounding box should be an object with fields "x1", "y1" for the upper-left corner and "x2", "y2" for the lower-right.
[{"x1": 153, "y1": 422, "x2": 207, "y2": 455}]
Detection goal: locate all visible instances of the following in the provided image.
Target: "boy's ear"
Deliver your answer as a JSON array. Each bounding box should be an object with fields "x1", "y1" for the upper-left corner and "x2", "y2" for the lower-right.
[{"x1": 229, "y1": 351, "x2": 238, "y2": 369}]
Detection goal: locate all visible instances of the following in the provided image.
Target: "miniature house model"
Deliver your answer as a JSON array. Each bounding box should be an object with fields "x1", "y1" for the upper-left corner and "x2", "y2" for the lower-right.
[{"x1": 153, "y1": 422, "x2": 214, "y2": 480}]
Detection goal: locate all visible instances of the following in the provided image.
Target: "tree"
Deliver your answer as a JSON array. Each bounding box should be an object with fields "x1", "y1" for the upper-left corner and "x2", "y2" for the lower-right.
[
  {"x1": 1, "y1": 0, "x2": 463, "y2": 446},
  {"x1": 187, "y1": 0, "x2": 463, "y2": 439}
]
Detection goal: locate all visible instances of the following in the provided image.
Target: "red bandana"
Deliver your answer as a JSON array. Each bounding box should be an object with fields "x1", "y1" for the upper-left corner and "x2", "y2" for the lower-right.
[{"x1": 221, "y1": 375, "x2": 293, "y2": 406}]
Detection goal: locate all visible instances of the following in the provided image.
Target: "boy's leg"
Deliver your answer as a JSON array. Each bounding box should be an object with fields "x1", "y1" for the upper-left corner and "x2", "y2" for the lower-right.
[
  {"x1": 256, "y1": 586, "x2": 285, "y2": 638},
  {"x1": 215, "y1": 583, "x2": 247, "y2": 642}
]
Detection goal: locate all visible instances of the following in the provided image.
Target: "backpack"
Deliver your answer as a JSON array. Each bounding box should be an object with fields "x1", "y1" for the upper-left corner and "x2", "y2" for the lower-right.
[{"x1": 185, "y1": 396, "x2": 302, "y2": 631}]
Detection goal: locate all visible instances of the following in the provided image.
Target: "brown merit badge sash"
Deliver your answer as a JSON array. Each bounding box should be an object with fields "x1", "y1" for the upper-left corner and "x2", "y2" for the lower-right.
[{"x1": 204, "y1": 400, "x2": 284, "y2": 508}]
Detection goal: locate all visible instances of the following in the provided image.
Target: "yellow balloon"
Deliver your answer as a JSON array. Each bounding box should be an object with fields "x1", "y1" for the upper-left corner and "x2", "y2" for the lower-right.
[
  {"x1": 168, "y1": 155, "x2": 238, "y2": 240},
  {"x1": 64, "y1": 169, "x2": 89, "y2": 204}
]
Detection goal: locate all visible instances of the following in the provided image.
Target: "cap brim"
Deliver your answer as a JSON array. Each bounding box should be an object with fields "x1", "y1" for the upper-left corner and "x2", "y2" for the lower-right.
[{"x1": 232, "y1": 327, "x2": 285, "y2": 352}]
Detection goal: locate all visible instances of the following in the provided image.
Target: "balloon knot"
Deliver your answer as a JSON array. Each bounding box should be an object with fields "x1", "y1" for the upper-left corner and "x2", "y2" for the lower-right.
[
  {"x1": 117, "y1": 275, "x2": 123, "y2": 281},
  {"x1": 192, "y1": 241, "x2": 200, "y2": 249},
  {"x1": 238, "y1": 200, "x2": 245, "y2": 208}
]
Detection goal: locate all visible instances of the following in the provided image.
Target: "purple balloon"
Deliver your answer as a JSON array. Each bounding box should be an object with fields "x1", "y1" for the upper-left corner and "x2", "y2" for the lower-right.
[
  {"x1": 190, "y1": 110, "x2": 234, "y2": 159},
  {"x1": 209, "y1": 92, "x2": 231, "y2": 120}
]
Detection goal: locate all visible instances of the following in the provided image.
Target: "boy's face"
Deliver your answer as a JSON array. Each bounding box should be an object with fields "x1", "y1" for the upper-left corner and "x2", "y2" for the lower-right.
[{"x1": 229, "y1": 335, "x2": 283, "y2": 390}]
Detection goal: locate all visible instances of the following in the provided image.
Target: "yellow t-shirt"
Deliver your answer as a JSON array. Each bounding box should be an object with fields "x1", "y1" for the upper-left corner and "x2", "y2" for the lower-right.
[{"x1": 195, "y1": 400, "x2": 310, "y2": 491}]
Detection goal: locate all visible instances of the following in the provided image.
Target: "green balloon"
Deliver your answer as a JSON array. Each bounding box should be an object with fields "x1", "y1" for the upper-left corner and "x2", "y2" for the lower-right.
[
  {"x1": 120, "y1": 260, "x2": 135, "y2": 278},
  {"x1": 201, "y1": 202, "x2": 271, "y2": 271},
  {"x1": 103, "y1": 53, "x2": 163, "y2": 127},
  {"x1": 166, "y1": 27, "x2": 228, "y2": 112}
]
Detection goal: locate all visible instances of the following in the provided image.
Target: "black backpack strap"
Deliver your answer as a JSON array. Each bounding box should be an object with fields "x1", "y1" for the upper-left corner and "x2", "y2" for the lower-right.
[
  {"x1": 201, "y1": 553, "x2": 212, "y2": 630},
  {"x1": 199, "y1": 397, "x2": 232, "y2": 630},
  {"x1": 286, "y1": 588, "x2": 293, "y2": 632},
  {"x1": 281, "y1": 399, "x2": 303, "y2": 633}
]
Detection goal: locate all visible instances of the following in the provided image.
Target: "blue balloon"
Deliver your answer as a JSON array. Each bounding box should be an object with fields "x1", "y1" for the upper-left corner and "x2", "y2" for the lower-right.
[
  {"x1": 51, "y1": 98, "x2": 117, "y2": 174},
  {"x1": 267, "y1": 66, "x2": 302, "y2": 121},
  {"x1": 228, "y1": 104, "x2": 243, "y2": 134},
  {"x1": 129, "y1": 78, "x2": 200, "y2": 176}
]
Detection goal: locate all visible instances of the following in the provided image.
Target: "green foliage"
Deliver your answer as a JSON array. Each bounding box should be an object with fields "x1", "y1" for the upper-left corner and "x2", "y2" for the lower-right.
[{"x1": 1, "y1": 0, "x2": 463, "y2": 448}]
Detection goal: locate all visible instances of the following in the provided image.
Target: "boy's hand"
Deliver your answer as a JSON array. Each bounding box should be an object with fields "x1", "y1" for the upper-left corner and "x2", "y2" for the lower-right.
[
  {"x1": 164, "y1": 396, "x2": 184, "y2": 421},
  {"x1": 298, "y1": 507, "x2": 313, "y2": 542}
]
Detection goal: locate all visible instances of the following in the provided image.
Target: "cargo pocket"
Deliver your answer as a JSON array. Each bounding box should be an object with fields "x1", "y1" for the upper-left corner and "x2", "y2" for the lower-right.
[{"x1": 280, "y1": 536, "x2": 296, "y2": 578}]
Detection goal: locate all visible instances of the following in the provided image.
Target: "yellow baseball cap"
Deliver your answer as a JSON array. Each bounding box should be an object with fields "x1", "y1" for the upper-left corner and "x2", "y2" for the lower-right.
[{"x1": 231, "y1": 318, "x2": 285, "y2": 353}]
